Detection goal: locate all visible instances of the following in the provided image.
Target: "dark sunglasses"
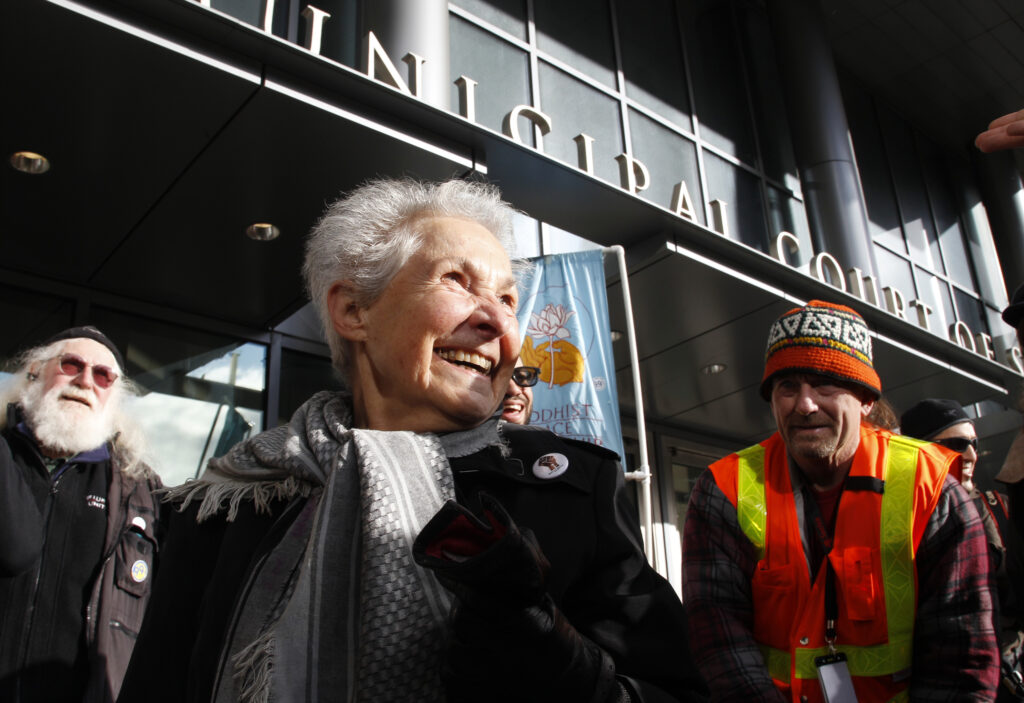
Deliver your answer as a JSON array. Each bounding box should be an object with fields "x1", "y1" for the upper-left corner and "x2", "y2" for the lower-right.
[
  {"x1": 934, "y1": 436, "x2": 978, "y2": 453},
  {"x1": 511, "y1": 366, "x2": 540, "y2": 388},
  {"x1": 54, "y1": 352, "x2": 120, "y2": 389}
]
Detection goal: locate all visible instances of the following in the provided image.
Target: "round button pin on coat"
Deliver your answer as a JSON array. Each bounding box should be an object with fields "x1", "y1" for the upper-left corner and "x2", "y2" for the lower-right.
[
  {"x1": 532, "y1": 452, "x2": 569, "y2": 479},
  {"x1": 131, "y1": 560, "x2": 149, "y2": 583}
]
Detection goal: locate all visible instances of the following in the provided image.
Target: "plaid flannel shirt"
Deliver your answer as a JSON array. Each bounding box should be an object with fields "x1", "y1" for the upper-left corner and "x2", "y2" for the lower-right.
[{"x1": 682, "y1": 451, "x2": 998, "y2": 702}]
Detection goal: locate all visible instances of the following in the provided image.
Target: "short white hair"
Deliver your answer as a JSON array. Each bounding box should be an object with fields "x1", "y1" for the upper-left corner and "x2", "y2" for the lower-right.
[{"x1": 302, "y1": 178, "x2": 519, "y2": 386}]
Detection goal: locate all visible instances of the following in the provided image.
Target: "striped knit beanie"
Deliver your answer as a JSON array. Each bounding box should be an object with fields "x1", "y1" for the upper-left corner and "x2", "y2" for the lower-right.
[{"x1": 760, "y1": 300, "x2": 881, "y2": 401}]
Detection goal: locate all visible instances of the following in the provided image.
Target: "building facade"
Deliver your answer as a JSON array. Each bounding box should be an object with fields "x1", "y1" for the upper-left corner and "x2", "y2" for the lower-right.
[{"x1": 4, "y1": 0, "x2": 1024, "y2": 589}]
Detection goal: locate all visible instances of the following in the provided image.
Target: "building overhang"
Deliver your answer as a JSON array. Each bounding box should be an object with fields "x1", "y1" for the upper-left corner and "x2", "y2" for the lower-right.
[{"x1": 3, "y1": 0, "x2": 1021, "y2": 452}]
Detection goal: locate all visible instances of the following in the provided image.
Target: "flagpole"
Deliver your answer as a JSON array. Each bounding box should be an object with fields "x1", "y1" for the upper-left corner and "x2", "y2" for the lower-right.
[{"x1": 605, "y1": 245, "x2": 656, "y2": 569}]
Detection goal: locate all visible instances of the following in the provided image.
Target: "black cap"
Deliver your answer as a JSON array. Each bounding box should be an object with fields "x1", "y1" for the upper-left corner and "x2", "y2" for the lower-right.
[
  {"x1": 42, "y1": 326, "x2": 125, "y2": 372},
  {"x1": 899, "y1": 398, "x2": 970, "y2": 441},
  {"x1": 1003, "y1": 283, "x2": 1024, "y2": 328}
]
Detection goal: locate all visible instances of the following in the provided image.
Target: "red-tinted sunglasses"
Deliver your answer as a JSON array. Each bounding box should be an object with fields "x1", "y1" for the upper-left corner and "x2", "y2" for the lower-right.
[{"x1": 53, "y1": 352, "x2": 120, "y2": 389}]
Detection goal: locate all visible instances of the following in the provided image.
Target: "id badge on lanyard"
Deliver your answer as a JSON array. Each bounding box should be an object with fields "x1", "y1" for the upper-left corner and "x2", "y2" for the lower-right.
[
  {"x1": 815, "y1": 652, "x2": 858, "y2": 702},
  {"x1": 805, "y1": 481, "x2": 859, "y2": 701}
]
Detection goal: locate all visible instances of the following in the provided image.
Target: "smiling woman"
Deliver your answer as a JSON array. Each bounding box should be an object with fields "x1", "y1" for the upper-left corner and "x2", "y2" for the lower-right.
[
  {"x1": 120, "y1": 178, "x2": 706, "y2": 703},
  {"x1": 329, "y1": 214, "x2": 521, "y2": 432}
]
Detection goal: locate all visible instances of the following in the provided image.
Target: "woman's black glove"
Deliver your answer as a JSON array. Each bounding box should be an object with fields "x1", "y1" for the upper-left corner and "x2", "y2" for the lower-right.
[{"x1": 413, "y1": 493, "x2": 624, "y2": 703}]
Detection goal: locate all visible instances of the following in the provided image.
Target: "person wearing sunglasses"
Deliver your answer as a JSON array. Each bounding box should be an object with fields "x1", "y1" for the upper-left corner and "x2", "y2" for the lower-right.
[
  {"x1": 0, "y1": 326, "x2": 163, "y2": 703},
  {"x1": 901, "y1": 398, "x2": 981, "y2": 491},
  {"x1": 901, "y1": 397, "x2": 1024, "y2": 701},
  {"x1": 501, "y1": 363, "x2": 538, "y2": 425}
]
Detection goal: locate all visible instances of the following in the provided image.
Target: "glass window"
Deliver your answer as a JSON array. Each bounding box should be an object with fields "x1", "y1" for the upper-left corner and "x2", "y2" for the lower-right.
[
  {"x1": 541, "y1": 222, "x2": 602, "y2": 255},
  {"x1": 628, "y1": 109, "x2": 702, "y2": 223},
  {"x1": 920, "y1": 142, "x2": 978, "y2": 291},
  {"x1": 315, "y1": 0, "x2": 360, "y2": 69},
  {"x1": 450, "y1": 17, "x2": 532, "y2": 143},
  {"x1": 766, "y1": 186, "x2": 812, "y2": 264},
  {"x1": 0, "y1": 285, "x2": 75, "y2": 361},
  {"x1": 615, "y1": 0, "x2": 692, "y2": 129},
  {"x1": 451, "y1": 0, "x2": 527, "y2": 40},
  {"x1": 842, "y1": 78, "x2": 905, "y2": 254},
  {"x1": 873, "y1": 246, "x2": 918, "y2": 305},
  {"x1": 210, "y1": 0, "x2": 261, "y2": 28},
  {"x1": 512, "y1": 212, "x2": 542, "y2": 259},
  {"x1": 703, "y1": 152, "x2": 767, "y2": 251},
  {"x1": 937, "y1": 211, "x2": 975, "y2": 290},
  {"x1": 738, "y1": 2, "x2": 799, "y2": 190},
  {"x1": 877, "y1": 106, "x2": 941, "y2": 272},
  {"x1": 90, "y1": 309, "x2": 266, "y2": 487},
  {"x1": 679, "y1": 0, "x2": 757, "y2": 166},
  {"x1": 534, "y1": 0, "x2": 617, "y2": 88},
  {"x1": 278, "y1": 348, "x2": 341, "y2": 427},
  {"x1": 914, "y1": 268, "x2": 956, "y2": 335},
  {"x1": 274, "y1": 303, "x2": 328, "y2": 344},
  {"x1": 537, "y1": 62, "x2": 623, "y2": 186},
  {"x1": 953, "y1": 289, "x2": 989, "y2": 337}
]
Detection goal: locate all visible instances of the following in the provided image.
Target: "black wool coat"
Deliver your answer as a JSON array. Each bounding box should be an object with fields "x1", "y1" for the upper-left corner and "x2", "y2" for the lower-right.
[{"x1": 119, "y1": 423, "x2": 706, "y2": 703}]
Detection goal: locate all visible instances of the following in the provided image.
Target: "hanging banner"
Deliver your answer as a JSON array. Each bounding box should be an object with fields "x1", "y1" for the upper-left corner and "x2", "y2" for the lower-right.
[{"x1": 516, "y1": 250, "x2": 624, "y2": 460}]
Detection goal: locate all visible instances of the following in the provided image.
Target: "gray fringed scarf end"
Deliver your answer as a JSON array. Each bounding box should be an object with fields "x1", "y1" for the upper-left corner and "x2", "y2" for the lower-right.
[
  {"x1": 162, "y1": 475, "x2": 312, "y2": 522},
  {"x1": 232, "y1": 630, "x2": 275, "y2": 703}
]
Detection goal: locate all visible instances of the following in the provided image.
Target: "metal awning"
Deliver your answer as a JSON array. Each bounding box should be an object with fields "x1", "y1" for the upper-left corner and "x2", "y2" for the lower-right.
[{"x1": 4, "y1": 0, "x2": 1021, "y2": 464}]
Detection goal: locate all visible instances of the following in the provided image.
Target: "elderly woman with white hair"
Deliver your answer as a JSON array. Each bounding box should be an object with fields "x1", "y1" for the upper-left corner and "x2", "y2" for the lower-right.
[{"x1": 119, "y1": 178, "x2": 706, "y2": 703}]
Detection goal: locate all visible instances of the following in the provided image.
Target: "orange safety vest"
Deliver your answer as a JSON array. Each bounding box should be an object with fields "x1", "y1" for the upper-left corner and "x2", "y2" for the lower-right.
[{"x1": 709, "y1": 426, "x2": 956, "y2": 703}]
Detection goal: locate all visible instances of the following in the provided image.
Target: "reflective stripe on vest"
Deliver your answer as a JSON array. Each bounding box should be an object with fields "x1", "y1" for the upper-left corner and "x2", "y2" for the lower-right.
[
  {"x1": 736, "y1": 444, "x2": 768, "y2": 559},
  {"x1": 738, "y1": 437, "x2": 922, "y2": 681}
]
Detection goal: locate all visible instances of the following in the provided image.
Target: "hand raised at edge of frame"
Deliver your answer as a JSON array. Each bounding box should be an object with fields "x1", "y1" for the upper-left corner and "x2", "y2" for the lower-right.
[{"x1": 976, "y1": 108, "x2": 1024, "y2": 153}]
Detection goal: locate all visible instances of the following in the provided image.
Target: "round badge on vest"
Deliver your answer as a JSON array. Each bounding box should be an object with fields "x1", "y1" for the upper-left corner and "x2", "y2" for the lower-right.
[
  {"x1": 532, "y1": 452, "x2": 569, "y2": 479},
  {"x1": 131, "y1": 559, "x2": 149, "y2": 583}
]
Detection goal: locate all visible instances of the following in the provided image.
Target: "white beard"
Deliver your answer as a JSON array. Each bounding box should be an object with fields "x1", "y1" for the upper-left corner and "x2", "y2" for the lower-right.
[{"x1": 20, "y1": 382, "x2": 116, "y2": 457}]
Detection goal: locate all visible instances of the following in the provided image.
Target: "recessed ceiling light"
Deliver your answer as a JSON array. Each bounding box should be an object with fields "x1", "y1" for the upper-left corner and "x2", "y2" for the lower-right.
[
  {"x1": 701, "y1": 363, "x2": 727, "y2": 376},
  {"x1": 246, "y1": 222, "x2": 280, "y2": 241},
  {"x1": 10, "y1": 151, "x2": 50, "y2": 175}
]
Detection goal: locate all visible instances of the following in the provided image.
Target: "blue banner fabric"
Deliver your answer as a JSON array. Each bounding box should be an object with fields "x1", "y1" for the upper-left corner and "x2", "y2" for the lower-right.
[{"x1": 516, "y1": 250, "x2": 625, "y2": 461}]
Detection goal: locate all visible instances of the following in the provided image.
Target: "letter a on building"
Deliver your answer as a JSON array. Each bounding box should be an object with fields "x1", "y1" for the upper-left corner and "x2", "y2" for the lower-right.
[{"x1": 516, "y1": 250, "x2": 625, "y2": 460}]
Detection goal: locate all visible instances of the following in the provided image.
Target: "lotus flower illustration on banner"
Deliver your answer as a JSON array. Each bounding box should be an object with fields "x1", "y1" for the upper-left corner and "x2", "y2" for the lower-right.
[
  {"x1": 522, "y1": 303, "x2": 585, "y2": 388},
  {"x1": 516, "y1": 250, "x2": 624, "y2": 461}
]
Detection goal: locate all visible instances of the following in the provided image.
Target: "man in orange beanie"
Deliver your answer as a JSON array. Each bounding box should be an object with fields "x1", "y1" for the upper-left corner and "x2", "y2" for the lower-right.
[{"x1": 682, "y1": 300, "x2": 998, "y2": 701}]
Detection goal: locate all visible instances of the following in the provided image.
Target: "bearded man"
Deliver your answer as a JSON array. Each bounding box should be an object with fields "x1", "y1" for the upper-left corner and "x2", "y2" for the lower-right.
[
  {"x1": 0, "y1": 326, "x2": 163, "y2": 703},
  {"x1": 682, "y1": 300, "x2": 998, "y2": 701}
]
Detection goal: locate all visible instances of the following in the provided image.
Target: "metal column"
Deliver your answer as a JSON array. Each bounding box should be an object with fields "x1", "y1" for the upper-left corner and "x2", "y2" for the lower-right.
[
  {"x1": 360, "y1": 0, "x2": 450, "y2": 110},
  {"x1": 766, "y1": 0, "x2": 876, "y2": 277},
  {"x1": 975, "y1": 150, "x2": 1024, "y2": 297}
]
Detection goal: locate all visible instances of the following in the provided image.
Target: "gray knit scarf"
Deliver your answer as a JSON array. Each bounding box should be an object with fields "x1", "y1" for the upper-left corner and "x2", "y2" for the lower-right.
[{"x1": 168, "y1": 390, "x2": 468, "y2": 702}]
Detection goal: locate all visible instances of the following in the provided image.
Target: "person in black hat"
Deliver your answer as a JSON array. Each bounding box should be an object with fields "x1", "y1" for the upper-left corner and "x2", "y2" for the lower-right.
[
  {"x1": 901, "y1": 399, "x2": 981, "y2": 491},
  {"x1": 901, "y1": 398, "x2": 1024, "y2": 700},
  {"x1": 1003, "y1": 284, "x2": 1024, "y2": 346},
  {"x1": 0, "y1": 326, "x2": 163, "y2": 703}
]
